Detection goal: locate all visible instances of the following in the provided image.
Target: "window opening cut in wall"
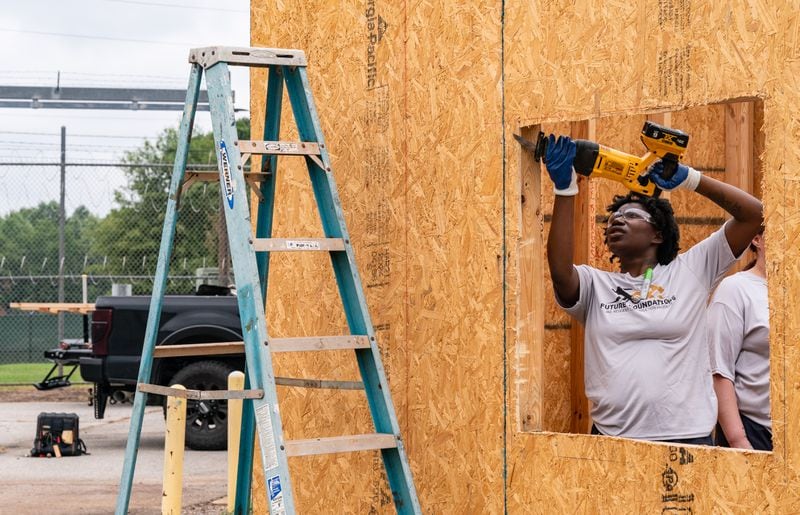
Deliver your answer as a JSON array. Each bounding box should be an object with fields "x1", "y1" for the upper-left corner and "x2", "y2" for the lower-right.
[{"x1": 516, "y1": 100, "x2": 769, "y2": 453}]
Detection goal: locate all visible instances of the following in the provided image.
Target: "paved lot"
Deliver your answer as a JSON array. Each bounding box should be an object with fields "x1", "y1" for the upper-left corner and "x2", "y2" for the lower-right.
[{"x1": 0, "y1": 393, "x2": 228, "y2": 514}]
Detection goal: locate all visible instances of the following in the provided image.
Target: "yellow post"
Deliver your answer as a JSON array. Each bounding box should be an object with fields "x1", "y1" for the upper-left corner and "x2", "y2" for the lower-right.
[
  {"x1": 162, "y1": 384, "x2": 187, "y2": 515},
  {"x1": 227, "y1": 371, "x2": 245, "y2": 513}
]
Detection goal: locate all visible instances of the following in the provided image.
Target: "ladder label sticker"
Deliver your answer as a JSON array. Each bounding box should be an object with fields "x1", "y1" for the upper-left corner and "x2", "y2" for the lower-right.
[
  {"x1": 265, "y1": 142, "x2": 299, "y2": 153},
  {"x1": 218, "y1": 140, "x2": 235, "y2": 209},
  {"x1": 268, "y1": 475, "x2": 286, "y2": 515},
  {"x1": 254, "y1": 403, "x2": 279, "y2": 471},
  {"x1": 286, "y1": 240, "x2": 321, "y2": 250}
]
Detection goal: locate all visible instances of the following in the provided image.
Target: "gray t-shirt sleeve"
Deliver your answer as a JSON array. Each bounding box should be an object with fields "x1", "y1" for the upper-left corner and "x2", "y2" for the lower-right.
[
  {"x1": 708, "y1": 279, "x2": 745, "y2": 381},
  {"x1": 555, "y1": 264, "x2": 594, "y2": 325},
  {"x1": 678, "y1": 220, "x2": 738, "y2": 290}
]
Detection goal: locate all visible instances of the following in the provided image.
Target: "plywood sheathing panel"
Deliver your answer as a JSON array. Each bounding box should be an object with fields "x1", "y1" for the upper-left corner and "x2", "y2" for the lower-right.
[
  {"x1": 252, "y1": 0, "x2": 504, "y2": 513},
  {"x1": 250, "y1": 0, "x2": 800, "y2": 511},
  {"x1": 250, "y1": 2, "x2": 398, "y2": 513},
  {"x1": 505, "y1": 0, "x2": 799, "y2": 511}
]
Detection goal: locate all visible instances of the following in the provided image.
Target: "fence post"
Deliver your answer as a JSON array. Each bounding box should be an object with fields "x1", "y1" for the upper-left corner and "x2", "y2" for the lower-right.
[
  {"x1": 162, "y1": 384, "x2": 187, "y2": 514},
  {"x1": 227, "y1": 370, "x2": 245, "y2": 512},
  {"x1": 57, "y1": 126, "x2": 66, "y2": 342}
]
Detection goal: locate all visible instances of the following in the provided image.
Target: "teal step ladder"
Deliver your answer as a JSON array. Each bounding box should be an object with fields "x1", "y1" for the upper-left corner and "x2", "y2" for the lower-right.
[{"x1": 116, "y1": 46, "x2": 421, "y2": 515}]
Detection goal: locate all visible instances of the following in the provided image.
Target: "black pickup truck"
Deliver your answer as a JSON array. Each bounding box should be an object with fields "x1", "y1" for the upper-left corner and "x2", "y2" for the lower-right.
[{"x1": 69, "y1": 289, "x2": 244, "y2": 450}]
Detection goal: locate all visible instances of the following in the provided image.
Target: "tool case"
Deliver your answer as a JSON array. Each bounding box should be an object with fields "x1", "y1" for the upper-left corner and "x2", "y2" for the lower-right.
[{"x1": 31, "y1": 412, "x2": 87, "y2": 457}]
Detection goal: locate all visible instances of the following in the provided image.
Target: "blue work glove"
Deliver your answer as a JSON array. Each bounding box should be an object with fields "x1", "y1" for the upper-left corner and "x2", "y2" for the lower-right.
[
  {"x1": 648, "y1": 160, "x2": 701, "y2": 191},
  {"x1": 544, "y1": 134, "x2": 578, "y2": 196}
]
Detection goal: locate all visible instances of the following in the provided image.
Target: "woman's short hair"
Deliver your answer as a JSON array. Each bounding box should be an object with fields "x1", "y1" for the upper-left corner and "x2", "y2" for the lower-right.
[{"x1": 605, "y1": 192, "x2": 680, "y2": 265}]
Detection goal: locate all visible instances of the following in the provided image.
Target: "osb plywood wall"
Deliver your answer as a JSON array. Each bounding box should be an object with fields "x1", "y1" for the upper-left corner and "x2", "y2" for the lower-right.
[
  {"x1": 505, "y1": 0, "x2": 799, "y2": 512},
  {"x1": 250, "y1": 1, "x2": 504, "y2": 513},
  {"x1": 249, "y1": 0, "x2": 800, "y2": 512}
]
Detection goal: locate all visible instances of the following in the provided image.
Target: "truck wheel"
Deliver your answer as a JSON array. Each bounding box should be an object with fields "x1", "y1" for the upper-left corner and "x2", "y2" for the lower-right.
[{"x1": 169, "y1": 360, "x2": 235, "y2": 451}]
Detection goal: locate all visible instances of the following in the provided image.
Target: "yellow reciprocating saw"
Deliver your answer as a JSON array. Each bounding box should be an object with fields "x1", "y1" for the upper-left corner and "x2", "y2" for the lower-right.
[{"x1": 515, "y1": 121, "x2": 689, "y2": 197}]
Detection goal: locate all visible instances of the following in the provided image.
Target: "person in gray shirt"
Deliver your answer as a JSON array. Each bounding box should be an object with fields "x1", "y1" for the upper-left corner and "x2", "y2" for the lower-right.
[
  {"x1": 538, "y1": 134, "x2": 763, "y2": 444},
  {"x1": 709, "y1": 228, "x2": 771, "y2": 450}
]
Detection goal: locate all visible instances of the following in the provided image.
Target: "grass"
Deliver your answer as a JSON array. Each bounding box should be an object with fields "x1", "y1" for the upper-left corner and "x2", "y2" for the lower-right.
[{"x1": 0, "y1": 362, "x2": 84, "y2": 384}]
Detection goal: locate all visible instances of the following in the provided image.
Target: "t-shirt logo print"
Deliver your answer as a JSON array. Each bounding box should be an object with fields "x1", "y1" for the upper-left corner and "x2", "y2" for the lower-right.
[
  {"x1": 600, "y1": 283, "x2": 675, "y2": 313},
  {"x1": 612, "y1": 283, "x2": 666, "y2": 304}
]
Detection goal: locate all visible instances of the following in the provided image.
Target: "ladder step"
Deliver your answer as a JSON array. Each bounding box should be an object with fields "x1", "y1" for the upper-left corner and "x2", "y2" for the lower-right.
[
  {"x1": 270, "y1": 336, "x2": 370, "y2": 352},
  {"x1": 184, "y1": 170, "x2": 270, "y2": 182},
  {"x1": 137, "y1": 382, "x2": 264, "y2": 400},
  {"x1": 236, "y1": 140, "x2": 321, "y2": 156},
  {"x1": 153, "y1": 336, "x2": 370, "y2": 358},
  {"x1": 285, "y1": 433, "x2": 397, "y2": 457},
  {"x1": 275, "y1": 377, "x2": 363, "y2": 390},
  {"x1": 253, "y1": 238, "x2": 345, "y2": 252}
]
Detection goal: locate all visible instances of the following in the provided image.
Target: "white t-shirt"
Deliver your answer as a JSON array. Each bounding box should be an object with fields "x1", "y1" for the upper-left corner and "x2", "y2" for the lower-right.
[
  {"x1": 558, "y1": 223, "x2": 737, "y2": 440},
  {"x1": 708, "y1": 271, "x2": 770, "y2": 429}
]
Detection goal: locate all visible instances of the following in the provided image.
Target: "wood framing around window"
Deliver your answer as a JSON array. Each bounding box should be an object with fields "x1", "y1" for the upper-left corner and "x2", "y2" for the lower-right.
[{"x1": 517, "y1": 124, "x2": 544, "y2": 432}]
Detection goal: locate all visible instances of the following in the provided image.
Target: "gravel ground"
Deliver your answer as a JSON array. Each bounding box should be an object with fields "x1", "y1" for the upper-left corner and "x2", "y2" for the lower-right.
[
  {"x1": 0, "y1": 384, "x2": 92, "y2": 403},
  {"x1": 0, "y1": 384, "x2": 231, "y2": 515}
]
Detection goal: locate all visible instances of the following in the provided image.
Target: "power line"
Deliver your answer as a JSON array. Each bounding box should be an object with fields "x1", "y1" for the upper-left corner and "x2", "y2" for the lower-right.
[
  {"x1": 104, "y1": 0, "x2": 248, "y2": 13},
  {"x1": 0, "y1": 71, "x2": 187, "y2": 88},
  {"x1": 0, "y1": 130, "x2": 61, "y2": 136},
  {"x1": 0, "y1": 111, "x2": 187, "y2": 121},
  {"x1": 0, "y1": 27, "x2": 197, "y2": 47},
  {"x1": 0, "y1": 132, "x2": 154, "y2": 140},
  {"x1": 71, "y1": 134, "x2": 152, "y2": 139}
]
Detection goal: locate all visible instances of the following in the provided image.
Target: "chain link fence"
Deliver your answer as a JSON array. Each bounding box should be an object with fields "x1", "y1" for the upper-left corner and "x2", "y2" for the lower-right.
[{"x1": 0, "y1": 160, "x2": 233, "y2": 365}]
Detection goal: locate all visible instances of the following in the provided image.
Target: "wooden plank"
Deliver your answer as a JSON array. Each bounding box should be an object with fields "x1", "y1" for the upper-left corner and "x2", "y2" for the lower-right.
[
  {"x1": 152, "y1": 336, "x2": 370, "y2": 358},
  {"x1": 517, "y1": 124, "x2": 544, "y2": 432},
  {"x1": 252, "y1": 238, "x2": 346, "y2": 252},
  {"x1": 569, "y1": 119, "x2": 594, "y2": 434},
  {"x1": 9, "y1": 302, "x2": 95, "y2": 315},
  {"x1": 137, "y1": 382, "x2": 264, "y2": 400},
  {"x1": 725, "y1": 101, "x2": 755, "y2": 274},
  {"x1": 725, "y1": 102, "x2": 754, "y2": 193},
  {"x1": 284, "y1": 433, "x2": 397, "y2": 457}
]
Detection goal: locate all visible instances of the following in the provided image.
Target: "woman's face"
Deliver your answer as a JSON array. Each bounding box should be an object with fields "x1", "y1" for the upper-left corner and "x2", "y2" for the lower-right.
[{"x1": 605, "y1": 202, "x2": 663, "y2": 259}]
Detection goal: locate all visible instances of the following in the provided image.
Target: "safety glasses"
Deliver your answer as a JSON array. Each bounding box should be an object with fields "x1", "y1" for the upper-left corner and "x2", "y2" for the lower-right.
[{"x1": 608, "y1": 207, "x2": 655, "y2": 225}]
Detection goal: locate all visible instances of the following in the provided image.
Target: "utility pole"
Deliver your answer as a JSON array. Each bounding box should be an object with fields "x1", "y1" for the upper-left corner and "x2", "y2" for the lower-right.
[{"x1": 58, "y1": 126, "x2": 66, "y2": 342}]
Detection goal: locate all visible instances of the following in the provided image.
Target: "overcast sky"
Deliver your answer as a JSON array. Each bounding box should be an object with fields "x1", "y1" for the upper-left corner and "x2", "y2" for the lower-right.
[{"x1": 0, "y1": 0, "x2": 251, "y2": 216}]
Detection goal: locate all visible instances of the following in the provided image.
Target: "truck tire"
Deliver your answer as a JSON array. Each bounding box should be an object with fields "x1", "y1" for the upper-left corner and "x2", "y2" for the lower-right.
[{"x1": 169, "y1": 360, "x2": 235, "y2": 451}]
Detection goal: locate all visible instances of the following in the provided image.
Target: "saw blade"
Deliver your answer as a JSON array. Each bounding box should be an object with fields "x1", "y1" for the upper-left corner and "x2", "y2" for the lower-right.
[{"x1": 513, "y1": 133, "x2": 538, "y2": 154}]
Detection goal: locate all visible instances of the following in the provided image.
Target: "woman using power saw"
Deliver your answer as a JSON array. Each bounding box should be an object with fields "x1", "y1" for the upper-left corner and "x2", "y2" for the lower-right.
[{"x1": 541, "y1": 134, "x2": 762, "y2": 444}]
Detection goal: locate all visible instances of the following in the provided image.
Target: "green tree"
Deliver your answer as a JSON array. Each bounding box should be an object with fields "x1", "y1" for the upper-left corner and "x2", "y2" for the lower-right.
[
  {"x1": 88, "y1": 119, "x2": 250, "y2": 294},
  {"x1": 0, "y1": 202, "x2": 98, "y2": 302}
]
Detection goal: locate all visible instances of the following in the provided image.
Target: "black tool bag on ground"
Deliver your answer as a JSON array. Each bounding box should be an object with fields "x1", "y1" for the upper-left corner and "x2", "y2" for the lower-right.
[{"x1": 30, "y1": 412, "x2": 87, "y2": 457}]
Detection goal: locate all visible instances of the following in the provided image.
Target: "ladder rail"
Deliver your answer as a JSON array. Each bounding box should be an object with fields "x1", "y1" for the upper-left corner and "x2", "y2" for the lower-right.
[
  {"x1": 255, "y1": 64, "x2": 284, "y2": 301},
  {"x1": 115, "y1": 62, "x2": 204, "y2": 515},
  {"x1": 205, "y1": 61, "x2": 297, "y2": 514},
  {"x1": 284, "y1": 65, "x2": 422, "y2": 514},
  {"x1": 236, "y1": 63, "x2": 286, "y2": 514}
]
